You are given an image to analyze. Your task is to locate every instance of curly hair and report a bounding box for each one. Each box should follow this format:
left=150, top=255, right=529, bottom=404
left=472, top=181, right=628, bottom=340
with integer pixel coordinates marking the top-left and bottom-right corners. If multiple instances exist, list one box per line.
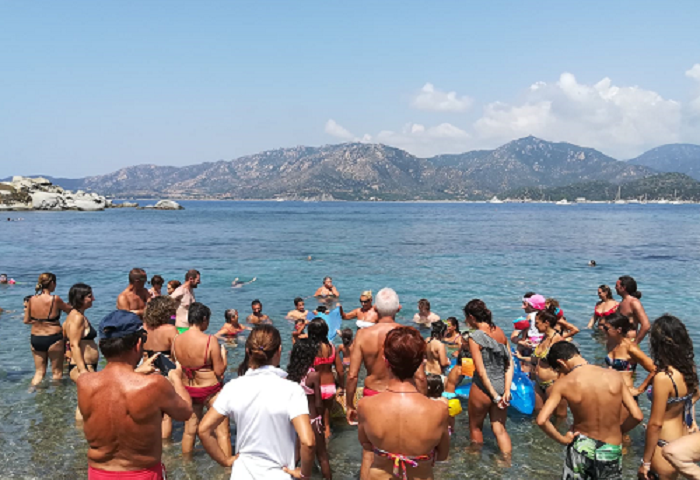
left=650, top=315, right=698, bottom=394
left=287, top=338, right=318, bottom=383
left=143, top=296, right=177, bottom=328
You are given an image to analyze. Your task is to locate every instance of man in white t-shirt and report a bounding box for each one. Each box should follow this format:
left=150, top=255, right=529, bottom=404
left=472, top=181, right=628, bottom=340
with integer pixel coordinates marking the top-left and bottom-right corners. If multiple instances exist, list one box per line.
left=197, top=349, right=314, bottom=479
left=171, top=269, right=200, bottom=333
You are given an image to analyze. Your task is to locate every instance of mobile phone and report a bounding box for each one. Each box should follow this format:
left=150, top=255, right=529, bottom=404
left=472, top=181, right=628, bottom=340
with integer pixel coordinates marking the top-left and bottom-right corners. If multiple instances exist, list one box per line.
left=154, top=355, right=176, bottom=376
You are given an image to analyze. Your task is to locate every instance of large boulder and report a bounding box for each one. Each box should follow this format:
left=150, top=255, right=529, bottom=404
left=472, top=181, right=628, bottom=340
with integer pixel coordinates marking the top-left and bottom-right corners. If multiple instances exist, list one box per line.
left=142, top=200, right=184, bottom=210
left=64, top=191, right=107, bottom=211
left=31, top=191, right=67, bottom=211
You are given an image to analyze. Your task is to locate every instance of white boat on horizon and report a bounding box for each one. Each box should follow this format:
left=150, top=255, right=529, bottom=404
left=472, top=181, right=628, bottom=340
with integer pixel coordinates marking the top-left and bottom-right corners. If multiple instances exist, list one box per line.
left=489, top=196, right=504, bottom=204
left=555, top=199, right=572, bottom=205
left=614, top=186, right=627, bottom=204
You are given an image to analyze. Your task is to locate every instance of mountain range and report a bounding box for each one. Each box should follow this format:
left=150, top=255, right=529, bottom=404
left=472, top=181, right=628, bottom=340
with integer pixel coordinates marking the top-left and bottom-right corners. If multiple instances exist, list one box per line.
left=5, top=137, right=700, bottom=200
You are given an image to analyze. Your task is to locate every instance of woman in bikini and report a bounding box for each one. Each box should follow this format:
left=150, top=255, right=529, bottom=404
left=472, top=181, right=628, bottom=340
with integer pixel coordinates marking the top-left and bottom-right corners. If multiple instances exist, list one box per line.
left=308, top=317, right=344, bottom=439
left=425, top=321, right=450, bottom=376
left=142, top=296, right=179, bottom=438
left=639, top=315, right=699, bottom=480
left=465, top=299, right=514, bottom=454
left=604, top=312, right=655, bottom=394
left=63, top=283, right=98, bottom=421
left=443, top=317, right=462, bottom=355
left=287, top=338, right=332, bottom=480
left=544, top=298, right=580, bottom=339
left=587, top=284, right=619, bottom=330
left=24, top=272, right=72, bottom=386
left=214, top=309, right=250, bottom=343
left=357, top=326, right=449, bottom=480
left=527, top=309, right=566, bottom=415
left=172, top=302, right=230, bottom=456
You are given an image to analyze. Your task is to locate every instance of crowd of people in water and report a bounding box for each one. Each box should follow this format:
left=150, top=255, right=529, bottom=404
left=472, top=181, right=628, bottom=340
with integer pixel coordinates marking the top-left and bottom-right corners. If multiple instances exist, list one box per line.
left=14, top=268, right=700, bottom=479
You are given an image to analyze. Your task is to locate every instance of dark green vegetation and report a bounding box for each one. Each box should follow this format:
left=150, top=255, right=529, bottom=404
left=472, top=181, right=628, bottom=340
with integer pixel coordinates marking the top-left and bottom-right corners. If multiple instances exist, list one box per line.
left=503, top=173, right=700, bottom=202
left=7, top=137, right=700, bottom=200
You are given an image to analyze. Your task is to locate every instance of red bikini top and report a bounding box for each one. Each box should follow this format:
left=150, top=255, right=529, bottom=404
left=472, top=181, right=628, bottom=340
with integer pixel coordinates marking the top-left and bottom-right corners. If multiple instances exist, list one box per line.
left=594, top=305, right=618, bottom=318
left=314, top=343, right=336, bottom=366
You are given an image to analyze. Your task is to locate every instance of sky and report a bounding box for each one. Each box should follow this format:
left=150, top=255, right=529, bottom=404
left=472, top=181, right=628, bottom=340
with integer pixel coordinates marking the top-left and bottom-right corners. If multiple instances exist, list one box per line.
left=1, top=1, right=699, bottom=178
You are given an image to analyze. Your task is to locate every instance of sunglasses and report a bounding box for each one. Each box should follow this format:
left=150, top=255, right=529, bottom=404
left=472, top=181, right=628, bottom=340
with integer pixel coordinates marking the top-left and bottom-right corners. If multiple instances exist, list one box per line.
left=602, top=325, right=609, bottom=332
left=360, top=299, right=371, bottom=303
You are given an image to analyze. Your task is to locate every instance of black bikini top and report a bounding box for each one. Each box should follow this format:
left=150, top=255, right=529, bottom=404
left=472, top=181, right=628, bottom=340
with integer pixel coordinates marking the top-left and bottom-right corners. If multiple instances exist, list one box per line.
left=30, top=295, right=61, bottom=324
left=83, top=322, right=97, bottom=341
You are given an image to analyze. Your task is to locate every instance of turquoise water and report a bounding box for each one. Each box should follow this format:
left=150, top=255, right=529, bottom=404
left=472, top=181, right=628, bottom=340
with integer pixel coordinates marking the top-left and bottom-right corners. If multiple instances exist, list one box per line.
left=2, top=201, right=700, bottom=478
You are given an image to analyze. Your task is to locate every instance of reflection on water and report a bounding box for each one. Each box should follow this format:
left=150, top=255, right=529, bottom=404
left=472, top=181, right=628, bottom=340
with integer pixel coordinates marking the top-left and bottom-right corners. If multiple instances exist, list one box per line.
left=1, top=201, right=699, bottom=478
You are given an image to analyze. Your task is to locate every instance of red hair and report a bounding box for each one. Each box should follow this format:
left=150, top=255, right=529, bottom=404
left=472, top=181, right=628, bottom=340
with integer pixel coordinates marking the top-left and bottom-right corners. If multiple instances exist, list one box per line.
left=384, top=326, right=426, bottom=381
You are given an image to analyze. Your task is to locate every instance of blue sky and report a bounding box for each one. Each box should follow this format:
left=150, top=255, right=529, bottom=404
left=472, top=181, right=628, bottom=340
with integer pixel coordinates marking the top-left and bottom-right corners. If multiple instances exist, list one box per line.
left=1, top=1, right=699, bottom=177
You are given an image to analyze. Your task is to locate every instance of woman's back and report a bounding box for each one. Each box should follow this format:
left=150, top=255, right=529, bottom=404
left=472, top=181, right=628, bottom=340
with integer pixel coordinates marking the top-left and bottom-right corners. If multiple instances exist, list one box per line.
left=471, top=327, right=509, bottom=395
left=425, top=339, right=447, bottom=375
left=143, top=324, right=177, bottom=354
left=361, top=393, right=446, bottom=479
left=213, top=367, right=308, bottom=479
left=173, top=330, right=222, bottom=386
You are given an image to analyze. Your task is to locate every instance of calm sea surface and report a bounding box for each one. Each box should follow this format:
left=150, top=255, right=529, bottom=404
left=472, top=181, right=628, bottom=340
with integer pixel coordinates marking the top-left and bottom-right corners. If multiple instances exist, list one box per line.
left=2, top=201, right=700, bottom=479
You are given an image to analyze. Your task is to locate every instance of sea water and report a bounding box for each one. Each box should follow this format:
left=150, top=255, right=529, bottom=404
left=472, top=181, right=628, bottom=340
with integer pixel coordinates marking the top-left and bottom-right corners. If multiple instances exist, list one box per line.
left=1, top=201, right=700, bottom=479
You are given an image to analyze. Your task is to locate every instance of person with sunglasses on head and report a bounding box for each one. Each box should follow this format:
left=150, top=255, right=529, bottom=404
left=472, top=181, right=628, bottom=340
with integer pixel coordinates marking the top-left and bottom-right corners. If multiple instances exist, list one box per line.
left=76, top=310, right=192, bottom=480
left=198, top=325, right=316, bottom=480
left=536, top=342, right=643, bottom=480
left=24, top=272, right=72, bottom=385
left=171, top=302, right=230, bottom=457
left=116, top=268, right=151, bottom=319
left=340, top=290, right=378, bottom=328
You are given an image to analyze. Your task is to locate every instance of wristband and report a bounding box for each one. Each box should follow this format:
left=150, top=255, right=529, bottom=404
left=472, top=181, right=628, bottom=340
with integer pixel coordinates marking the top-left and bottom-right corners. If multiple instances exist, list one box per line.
left=640, top=459, right=651, bottom=467
left=493, top=395, right=502, bottom=404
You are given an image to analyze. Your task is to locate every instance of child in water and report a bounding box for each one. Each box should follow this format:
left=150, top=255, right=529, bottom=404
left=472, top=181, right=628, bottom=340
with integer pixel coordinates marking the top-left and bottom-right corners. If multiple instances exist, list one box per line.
left=287, top=339, right=332, bottom=480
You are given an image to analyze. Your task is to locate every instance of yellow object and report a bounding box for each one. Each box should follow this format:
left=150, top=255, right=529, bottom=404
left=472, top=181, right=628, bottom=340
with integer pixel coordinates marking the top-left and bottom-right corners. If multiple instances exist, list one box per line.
left=461, top=358, right=475, bottom=377
left=448, top=398, right=462, bottom=417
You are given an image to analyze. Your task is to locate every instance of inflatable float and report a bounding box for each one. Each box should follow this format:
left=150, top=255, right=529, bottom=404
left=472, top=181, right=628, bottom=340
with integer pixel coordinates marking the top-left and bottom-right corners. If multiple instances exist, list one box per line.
left=307, top=307, right=343, bottom=341
left=450, top=356, right=535, bottom=415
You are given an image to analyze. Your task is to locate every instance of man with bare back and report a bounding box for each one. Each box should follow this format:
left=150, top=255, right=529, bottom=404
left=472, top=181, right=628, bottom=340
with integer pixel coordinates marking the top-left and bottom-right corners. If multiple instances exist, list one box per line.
left=116, top=268, right=150, bottom=319
left=615, top=275, right=650, bottom=344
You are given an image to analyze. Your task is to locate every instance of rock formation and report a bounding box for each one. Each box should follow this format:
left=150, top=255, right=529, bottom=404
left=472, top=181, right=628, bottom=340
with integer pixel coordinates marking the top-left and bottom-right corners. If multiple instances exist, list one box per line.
left=0, top=176, right=108, bottom=211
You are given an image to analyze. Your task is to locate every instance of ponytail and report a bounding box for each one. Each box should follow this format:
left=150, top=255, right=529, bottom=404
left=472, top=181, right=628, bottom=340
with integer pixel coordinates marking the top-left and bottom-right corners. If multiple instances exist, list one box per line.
left=35, top=272, right=56, bottom=294
left=244, top=325, right=282, bottom=370
left=464, top=299, right=493, bottom=327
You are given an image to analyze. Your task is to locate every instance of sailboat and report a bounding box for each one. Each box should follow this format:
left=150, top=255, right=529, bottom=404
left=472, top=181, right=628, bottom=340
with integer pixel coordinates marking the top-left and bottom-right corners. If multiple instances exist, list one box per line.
left=614, top=186, right=627, bottom=205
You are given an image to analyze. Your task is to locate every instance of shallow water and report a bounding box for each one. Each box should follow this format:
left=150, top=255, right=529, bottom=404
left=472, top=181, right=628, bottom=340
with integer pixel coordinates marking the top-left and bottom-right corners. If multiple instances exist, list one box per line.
left=2, top=201, right=700, bottom=478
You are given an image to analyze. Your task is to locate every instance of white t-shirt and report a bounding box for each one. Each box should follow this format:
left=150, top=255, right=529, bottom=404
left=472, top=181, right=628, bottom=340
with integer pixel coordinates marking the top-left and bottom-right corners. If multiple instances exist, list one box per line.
left=213, top=366, right=309, bottom=480
left=171, top=285, right=195, bottom=328
left=527, top=311, right=543, bottom=343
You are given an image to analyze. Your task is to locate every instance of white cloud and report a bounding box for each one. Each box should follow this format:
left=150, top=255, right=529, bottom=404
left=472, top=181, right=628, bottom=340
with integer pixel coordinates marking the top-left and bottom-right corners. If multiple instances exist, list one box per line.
left=474, top=72, right=684, bottom=158
left=411, top=83, right=473, bottom=112
left=686, top=64, right=700, bottom=81
left=324, top=119, right=355, bottom=141
left=324, top=68, right=700, bottom=158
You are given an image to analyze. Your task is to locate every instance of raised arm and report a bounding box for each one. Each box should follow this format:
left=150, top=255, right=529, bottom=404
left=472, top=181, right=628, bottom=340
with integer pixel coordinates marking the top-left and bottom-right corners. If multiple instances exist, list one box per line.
left=340, top=306, right=359, bottom=320
left=557, top=319, right=580, bottom=339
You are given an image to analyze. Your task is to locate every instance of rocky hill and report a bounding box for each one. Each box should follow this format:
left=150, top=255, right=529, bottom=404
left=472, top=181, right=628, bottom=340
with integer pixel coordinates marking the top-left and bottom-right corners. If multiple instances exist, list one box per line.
left=628, top=144, right=700, bottom=181
left=502, top=173, right=700, bottom=202
left=40, top=137, right=657, bottom=201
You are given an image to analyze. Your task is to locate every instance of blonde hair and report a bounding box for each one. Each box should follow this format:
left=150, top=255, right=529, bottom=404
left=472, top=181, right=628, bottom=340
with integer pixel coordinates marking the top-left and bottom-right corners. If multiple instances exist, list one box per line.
left=35, top=272, right=56, bottom=293
left=361, top=290, right=372, bottom=300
